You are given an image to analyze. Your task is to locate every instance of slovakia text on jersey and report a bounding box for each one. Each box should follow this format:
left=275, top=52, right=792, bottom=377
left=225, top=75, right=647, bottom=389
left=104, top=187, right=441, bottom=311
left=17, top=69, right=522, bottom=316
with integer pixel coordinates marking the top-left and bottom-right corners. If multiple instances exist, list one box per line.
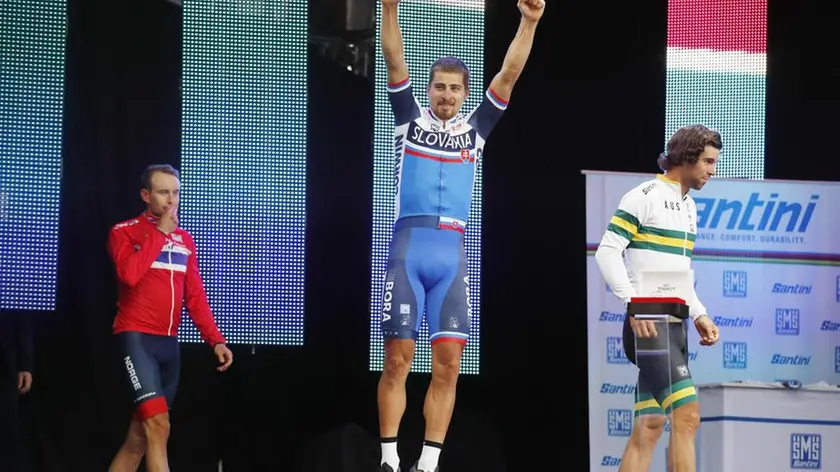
left=387, top=77, right=508, bottom=226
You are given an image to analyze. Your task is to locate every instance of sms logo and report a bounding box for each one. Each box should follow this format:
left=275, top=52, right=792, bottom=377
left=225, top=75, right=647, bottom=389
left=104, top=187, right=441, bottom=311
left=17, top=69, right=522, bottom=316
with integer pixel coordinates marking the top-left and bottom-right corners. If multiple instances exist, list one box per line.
left=607, top=409, right=632, bottom=437
left=606, top=337, right=629, bottom=364
left=775, top=309, right=800, bottom=335
left=835, top=347, right=840, bottom=374
left=790, top=433, right=821, bottom=469
left=723, top=341, right=747, bottom=369
left=835, top=276, right=839, bottom=302
left=722, top=271, right=747, bottom=298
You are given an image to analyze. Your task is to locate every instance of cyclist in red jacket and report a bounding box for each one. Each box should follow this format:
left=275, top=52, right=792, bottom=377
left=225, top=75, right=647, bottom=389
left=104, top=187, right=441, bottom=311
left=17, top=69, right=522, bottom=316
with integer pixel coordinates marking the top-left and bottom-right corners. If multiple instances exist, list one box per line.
left=106, top=164, right=233, bottom=472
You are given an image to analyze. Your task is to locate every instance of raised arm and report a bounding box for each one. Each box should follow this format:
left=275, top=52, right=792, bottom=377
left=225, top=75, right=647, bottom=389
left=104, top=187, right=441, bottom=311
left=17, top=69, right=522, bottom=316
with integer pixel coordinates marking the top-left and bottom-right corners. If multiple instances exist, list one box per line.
left=488, top=0, right=545, bottom=103
left=380, top=0, right=409, bottom=85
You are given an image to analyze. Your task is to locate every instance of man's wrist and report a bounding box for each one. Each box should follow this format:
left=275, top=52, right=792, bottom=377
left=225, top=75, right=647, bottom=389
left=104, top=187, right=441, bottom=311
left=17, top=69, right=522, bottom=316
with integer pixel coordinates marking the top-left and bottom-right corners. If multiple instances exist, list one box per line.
left=692, top=313, right=707, bottom=323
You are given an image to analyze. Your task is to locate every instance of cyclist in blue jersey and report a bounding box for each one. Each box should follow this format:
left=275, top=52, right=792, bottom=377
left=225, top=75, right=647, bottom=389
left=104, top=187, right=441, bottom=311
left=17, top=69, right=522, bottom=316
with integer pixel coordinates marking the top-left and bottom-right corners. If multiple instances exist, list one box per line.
left=376, top=1, right=545, bottom=471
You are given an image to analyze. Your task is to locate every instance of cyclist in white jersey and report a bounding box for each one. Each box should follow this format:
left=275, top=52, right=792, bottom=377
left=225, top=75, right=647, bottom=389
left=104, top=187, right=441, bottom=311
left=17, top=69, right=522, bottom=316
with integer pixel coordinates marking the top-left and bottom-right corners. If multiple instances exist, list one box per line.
left=376, top=1, right=545, bottom=471
left=595, top=124, right=723, bottom=472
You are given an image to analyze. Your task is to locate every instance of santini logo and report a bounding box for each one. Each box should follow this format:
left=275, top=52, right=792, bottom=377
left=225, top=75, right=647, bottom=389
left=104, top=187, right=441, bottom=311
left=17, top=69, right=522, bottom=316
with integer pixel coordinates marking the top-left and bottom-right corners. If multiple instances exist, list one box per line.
left=820, top=320, right=840, bottom=332
left=601, top=456, right=622, bottom=467
left=599, top=311, right=626, bottom=322
left=600, top=383, right=636, bottom=395
left=772, top=354, right=811, bottom=366
left=695, top=193, right=819, bottom=233
left=713, top=316, right=753, bottom=328
left=772, top=283, right=812, bottom=295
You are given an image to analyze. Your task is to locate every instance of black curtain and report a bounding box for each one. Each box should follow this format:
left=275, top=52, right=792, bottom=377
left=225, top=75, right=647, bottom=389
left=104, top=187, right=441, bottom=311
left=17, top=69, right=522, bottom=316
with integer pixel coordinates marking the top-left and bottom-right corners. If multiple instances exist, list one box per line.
left=33, top=0, right=189, bottom=470
left=479, top=0, right=667, bottom=465
left=765, top=0, right=840, bottom=181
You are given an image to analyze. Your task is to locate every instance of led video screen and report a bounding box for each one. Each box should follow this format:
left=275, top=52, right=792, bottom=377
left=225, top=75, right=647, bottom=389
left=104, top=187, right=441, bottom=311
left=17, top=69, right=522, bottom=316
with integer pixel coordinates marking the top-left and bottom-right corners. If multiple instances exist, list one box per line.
left=179, top=0, right=308, bottom=345
left=666, top=0, right=767, bottom=178
left=369, top=0, right=486, bottom=374
left=0, top=0, right=66, bottom=311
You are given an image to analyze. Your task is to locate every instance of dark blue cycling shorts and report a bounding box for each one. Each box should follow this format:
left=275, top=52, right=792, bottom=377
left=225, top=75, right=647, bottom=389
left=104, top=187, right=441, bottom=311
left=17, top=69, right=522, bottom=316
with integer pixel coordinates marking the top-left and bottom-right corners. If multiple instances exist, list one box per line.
left=380, top=216, right=471, bottom=345
left=116, top=331, right=180, bottom=420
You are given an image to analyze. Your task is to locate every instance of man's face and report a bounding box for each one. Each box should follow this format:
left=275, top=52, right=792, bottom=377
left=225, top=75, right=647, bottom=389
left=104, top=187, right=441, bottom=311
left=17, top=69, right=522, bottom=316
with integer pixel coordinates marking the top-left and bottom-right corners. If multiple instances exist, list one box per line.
left=427, top=71, right=467, bottom=121
left=140, top=172, right=180, bottom=217
left=687, top=145, right=719, bottom=190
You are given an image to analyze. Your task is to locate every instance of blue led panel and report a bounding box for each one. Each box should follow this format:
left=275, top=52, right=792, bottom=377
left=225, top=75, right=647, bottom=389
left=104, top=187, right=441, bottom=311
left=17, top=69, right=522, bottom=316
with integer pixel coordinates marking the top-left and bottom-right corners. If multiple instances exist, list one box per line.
left=369, top=0, right=486, bottom=374
left=180, top=0, right=307, bottom=345
left=0, top=0, right=66, bottom=310
left=666, top=0, right=767, bottom=178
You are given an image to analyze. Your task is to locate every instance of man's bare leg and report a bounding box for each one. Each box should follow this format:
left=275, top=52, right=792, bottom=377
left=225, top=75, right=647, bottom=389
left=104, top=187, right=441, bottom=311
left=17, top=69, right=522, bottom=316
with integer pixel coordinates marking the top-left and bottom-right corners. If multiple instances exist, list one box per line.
left=142, top=413, right=171, bottom=472
left=108, top=419, right=146, bottom=472
left=417, top=341, right=463, bottom=471
left=378, top=339, right=416, bottom=470
left=618, top=415, right=666, bottom=472
left=667, top=402, right=701, bottom=472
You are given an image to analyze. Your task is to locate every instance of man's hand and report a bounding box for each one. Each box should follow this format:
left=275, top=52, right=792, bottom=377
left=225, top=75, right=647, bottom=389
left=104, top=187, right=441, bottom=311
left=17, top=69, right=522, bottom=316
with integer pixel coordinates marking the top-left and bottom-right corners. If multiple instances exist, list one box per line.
left=629, top=316, right=657, bottom=338
left=381, top=0, right=400, bottom=5
left=694, top=315, right=719, bottom=346
left=214, top=343, right=233, bottom=372
left=18, top=372, right=32, bottom=394
left=157, top=206, right=179, bottom=235
left=518, top=0, right=545, bottom=23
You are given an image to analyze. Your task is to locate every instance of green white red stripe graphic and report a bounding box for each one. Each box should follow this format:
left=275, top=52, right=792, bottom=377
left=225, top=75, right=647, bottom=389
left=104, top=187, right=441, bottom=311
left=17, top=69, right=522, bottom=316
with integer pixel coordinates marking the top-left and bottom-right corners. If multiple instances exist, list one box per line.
left=665, top=0, right=768, bottom=179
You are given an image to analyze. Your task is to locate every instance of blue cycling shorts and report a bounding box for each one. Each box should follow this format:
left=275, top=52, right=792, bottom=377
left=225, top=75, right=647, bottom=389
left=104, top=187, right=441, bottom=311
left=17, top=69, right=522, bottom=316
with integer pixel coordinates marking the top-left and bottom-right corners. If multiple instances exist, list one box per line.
left=116, top=331, right=180, bottom=420
left=380, top=216, right=471, bottom=345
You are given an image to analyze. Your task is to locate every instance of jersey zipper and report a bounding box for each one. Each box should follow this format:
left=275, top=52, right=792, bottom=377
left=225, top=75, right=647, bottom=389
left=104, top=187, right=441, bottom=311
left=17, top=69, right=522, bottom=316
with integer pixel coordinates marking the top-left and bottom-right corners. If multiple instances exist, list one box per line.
left=683, top=202, right=689, bottom=256
left=167, top=245, right=175, bottom=336
left=439, top=161, right=444, bottom=216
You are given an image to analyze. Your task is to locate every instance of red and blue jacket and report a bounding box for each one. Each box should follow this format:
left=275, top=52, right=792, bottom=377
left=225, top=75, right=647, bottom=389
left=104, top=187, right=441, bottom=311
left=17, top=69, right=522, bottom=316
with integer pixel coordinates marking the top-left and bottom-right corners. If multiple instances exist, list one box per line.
left=106, top=211, right=226, bottom=346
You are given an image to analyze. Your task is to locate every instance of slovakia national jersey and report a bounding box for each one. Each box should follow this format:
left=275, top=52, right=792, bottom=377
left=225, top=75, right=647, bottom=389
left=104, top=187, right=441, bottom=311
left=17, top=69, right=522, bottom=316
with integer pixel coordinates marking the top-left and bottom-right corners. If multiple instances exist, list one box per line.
left=388, top=77, right=508, bottom=228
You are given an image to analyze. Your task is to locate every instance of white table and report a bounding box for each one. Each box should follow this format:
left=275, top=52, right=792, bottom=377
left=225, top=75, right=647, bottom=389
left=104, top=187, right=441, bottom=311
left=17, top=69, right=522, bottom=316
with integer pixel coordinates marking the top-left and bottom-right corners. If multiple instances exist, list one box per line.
left=697, top=382, right=840, bottom=472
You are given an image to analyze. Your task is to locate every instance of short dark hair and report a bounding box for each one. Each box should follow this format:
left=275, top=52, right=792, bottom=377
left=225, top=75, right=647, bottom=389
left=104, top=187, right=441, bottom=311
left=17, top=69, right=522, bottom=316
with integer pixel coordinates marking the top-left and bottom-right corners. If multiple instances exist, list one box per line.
left=427, top=56, right=470, bottom=91
left=140, top=164, right=180, bottom=190
left=657, top=124, right=722, bottom=171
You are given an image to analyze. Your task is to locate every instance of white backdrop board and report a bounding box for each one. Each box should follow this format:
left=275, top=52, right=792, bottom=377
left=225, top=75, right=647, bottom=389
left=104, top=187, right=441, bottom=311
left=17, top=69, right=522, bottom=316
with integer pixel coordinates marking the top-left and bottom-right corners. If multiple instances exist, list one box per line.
left=584, top=170, right=840, bottom=470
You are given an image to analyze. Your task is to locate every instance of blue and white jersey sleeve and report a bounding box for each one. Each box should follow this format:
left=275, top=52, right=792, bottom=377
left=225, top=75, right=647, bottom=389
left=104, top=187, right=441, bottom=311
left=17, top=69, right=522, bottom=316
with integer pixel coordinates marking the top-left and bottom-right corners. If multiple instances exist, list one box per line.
left=387, top=77, right=423, bottom=126
left=466, top=88, right=509, bottom=140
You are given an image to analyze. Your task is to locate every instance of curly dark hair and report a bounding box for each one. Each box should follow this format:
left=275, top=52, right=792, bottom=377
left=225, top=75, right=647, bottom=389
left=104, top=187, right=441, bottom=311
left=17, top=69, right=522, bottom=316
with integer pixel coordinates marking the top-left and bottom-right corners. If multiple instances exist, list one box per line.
left=657, top=124, right=722, bottom=171
left=427, top=56, right=470, bottom=92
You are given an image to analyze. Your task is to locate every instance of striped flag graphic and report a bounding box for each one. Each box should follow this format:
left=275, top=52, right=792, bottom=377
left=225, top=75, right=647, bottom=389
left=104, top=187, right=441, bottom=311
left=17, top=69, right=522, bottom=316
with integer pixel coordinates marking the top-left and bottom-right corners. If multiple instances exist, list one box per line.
left=665, top=0, right=768, bottom=179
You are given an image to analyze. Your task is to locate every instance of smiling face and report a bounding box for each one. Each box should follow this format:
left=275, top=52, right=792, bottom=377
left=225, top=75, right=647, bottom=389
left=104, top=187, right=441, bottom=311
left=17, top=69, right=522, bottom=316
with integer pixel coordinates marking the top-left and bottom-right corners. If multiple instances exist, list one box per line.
left=427, top=70, right=468, bottom=121
left=426, top=57, right=471, bottom=122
